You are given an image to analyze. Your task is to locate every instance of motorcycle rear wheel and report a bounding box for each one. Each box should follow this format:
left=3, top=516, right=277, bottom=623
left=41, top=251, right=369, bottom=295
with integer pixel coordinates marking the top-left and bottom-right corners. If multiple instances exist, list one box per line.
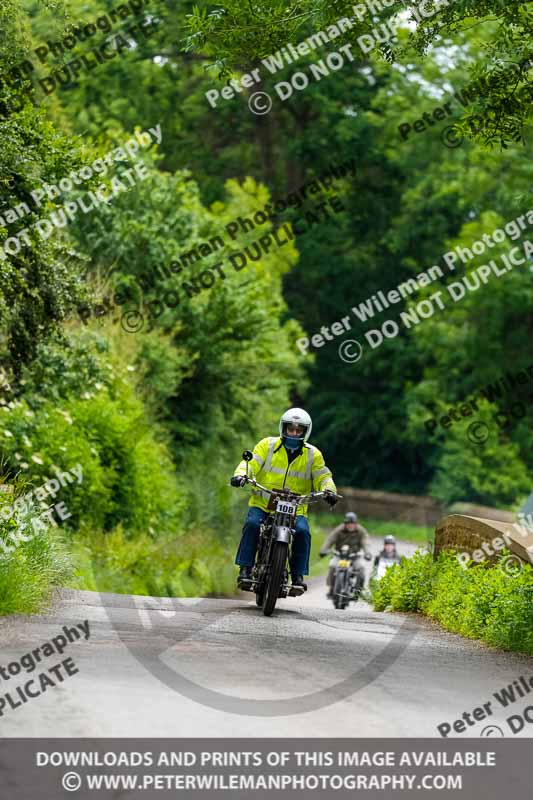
left=263, top=541, right=287, bottom=617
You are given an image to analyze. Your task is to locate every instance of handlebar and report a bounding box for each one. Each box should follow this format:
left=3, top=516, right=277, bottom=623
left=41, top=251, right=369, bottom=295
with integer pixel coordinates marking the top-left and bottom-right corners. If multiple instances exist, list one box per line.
left=243, top=476, right=342, bottom=505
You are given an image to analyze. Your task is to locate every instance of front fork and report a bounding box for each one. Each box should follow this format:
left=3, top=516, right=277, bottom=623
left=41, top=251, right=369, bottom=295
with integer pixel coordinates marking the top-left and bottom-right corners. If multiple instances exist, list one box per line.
left=250, top=517, right=299, bottom=596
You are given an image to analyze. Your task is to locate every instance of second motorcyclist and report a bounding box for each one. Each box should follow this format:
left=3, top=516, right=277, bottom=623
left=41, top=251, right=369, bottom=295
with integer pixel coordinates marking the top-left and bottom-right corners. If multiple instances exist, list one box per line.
left=320, top=512, right=372, bottom=598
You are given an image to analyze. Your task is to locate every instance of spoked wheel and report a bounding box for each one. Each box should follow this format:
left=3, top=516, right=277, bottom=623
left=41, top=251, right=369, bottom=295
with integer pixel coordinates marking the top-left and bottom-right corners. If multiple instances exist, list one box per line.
left=334, top=571, right=349, bottom=610
left=263, top=541, right=287, bottom=617
left=352, top=572, right=364, bottom=604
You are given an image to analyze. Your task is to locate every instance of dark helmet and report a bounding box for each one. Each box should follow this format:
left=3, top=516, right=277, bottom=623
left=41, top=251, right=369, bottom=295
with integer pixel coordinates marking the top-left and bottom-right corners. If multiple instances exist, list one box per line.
left=344, top=512, right=357, bottom=523
left=384, top=535, right=396, bottom=545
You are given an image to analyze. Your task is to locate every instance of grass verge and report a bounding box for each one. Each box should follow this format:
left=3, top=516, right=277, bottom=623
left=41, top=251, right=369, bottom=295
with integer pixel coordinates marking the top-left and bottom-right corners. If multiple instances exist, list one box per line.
left=67, top=525, right=237, bottom=598
left=371, top=549, right=533, bottom=654
left=0, top=482, right=74, bottom=616
left=0, top=528, right=73, bottom=616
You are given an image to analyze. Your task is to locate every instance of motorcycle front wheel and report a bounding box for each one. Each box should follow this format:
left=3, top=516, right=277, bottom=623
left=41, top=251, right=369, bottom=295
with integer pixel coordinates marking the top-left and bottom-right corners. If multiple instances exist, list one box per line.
left=334, top=570, right=349, bottom=610
left=263, top=541, right=287, bottom=617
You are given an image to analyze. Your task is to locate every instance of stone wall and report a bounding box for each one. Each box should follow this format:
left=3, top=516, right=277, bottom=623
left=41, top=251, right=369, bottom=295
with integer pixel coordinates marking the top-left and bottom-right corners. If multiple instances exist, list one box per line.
left=434, top=514, right=533, bottom=565
left=335, top=487, right=445, bottom=527
left=335, top=487, right=514, bottom=528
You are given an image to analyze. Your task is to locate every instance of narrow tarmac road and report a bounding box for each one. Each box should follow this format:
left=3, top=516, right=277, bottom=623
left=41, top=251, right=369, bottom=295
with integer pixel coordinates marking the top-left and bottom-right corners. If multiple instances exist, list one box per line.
left=1, top=538, right=532, bottom=737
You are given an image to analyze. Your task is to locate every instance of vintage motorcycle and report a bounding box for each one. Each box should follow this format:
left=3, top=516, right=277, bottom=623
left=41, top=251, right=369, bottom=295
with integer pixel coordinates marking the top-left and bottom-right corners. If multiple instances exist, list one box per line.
left=238, top=449, right=341, bottom=617
left=331, top=544, right=365, bottom=610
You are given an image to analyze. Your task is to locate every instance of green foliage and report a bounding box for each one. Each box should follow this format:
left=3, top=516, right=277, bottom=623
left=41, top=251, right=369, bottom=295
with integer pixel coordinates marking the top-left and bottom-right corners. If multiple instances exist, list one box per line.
left=70, top=158, right=307, bottom=459
left=0, top=334, right=186, bottom=534
left=0, top=108, right=87, bottom=373
left=372, top=548, right=435, bottom=612
left=372, top=550, right=533, bottom=653
left=0, top=479, right=73, bottom=615
left=2, top=0, right=532, bottom=615
left=68, top=524, right=237, bottom=598
left=428, top=414, right=531, bottom=507
left=185, top=0, right=533, bottom=147
left=0, top=0, right=88, bottom=374
left=31, top=2, right=531, bottom=511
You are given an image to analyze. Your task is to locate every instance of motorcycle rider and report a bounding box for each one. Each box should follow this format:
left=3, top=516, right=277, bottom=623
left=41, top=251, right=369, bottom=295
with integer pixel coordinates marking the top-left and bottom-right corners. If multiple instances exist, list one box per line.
left=320, top=511, right=371, bottom=598
left=373, top=534, right=401, bottom=578
left=230, top=408, right=337, bottom=589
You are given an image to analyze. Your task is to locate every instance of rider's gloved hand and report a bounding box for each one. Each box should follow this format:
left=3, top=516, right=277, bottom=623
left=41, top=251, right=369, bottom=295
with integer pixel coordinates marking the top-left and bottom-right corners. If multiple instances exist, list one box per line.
left=324, top=490, right=338, bottom=507
left=364, top=553, right=372, bottom=561
left=230, top=476, right=247, bottom=488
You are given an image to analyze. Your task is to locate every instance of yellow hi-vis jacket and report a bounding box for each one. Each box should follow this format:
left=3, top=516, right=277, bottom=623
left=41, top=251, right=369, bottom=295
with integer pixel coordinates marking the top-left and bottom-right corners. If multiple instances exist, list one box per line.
left=233, top=436, right=336, bottom=517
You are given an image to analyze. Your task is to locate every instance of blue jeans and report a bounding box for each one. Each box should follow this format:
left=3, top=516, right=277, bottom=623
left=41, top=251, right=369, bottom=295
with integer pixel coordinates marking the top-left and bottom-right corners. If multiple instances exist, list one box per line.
left=235, top=506, right=311, bottom=576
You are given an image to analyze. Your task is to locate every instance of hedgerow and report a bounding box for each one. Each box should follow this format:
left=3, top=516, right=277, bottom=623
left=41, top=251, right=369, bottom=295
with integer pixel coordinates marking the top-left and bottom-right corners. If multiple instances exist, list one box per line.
left=372, top=550, right=533, bottom=654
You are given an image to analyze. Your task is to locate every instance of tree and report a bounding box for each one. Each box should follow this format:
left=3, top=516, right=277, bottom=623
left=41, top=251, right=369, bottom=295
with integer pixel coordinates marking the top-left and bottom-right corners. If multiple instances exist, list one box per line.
left=185, top=0, right=533, bottom=147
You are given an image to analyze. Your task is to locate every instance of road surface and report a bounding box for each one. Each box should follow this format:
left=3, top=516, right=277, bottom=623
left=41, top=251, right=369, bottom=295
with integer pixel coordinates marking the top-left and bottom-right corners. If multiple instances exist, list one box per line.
left=1, top=538, right=532, bottom=737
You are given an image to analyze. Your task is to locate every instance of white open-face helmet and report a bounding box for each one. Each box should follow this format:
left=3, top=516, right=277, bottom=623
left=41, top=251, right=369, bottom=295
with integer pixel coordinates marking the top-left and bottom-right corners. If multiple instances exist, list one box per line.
left=279, top=407, right=312, bottom=444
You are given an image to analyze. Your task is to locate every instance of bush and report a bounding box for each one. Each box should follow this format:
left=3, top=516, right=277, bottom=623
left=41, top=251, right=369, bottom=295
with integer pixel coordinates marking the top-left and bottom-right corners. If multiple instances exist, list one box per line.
left=0, top=368, right=186, bottom=536
left=0, top=482, right=73, bottom=614
left=372, top=549, right=533, bottom=653
left=372, top=549, right=436, bottom=612
left=68, top=524, right=237, bottom=598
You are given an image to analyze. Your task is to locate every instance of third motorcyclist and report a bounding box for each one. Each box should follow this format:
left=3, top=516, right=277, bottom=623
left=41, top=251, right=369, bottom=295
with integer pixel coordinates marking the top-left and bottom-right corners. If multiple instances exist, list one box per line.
left=373, top=534, right=402, bottom=579
left=320, top=511, right=372, bottom=598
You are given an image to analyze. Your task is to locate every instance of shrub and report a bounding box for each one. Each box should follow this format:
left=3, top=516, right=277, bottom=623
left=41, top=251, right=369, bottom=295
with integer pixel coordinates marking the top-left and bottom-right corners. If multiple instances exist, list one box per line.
left=372, top=549, right=436, bottom=612
left=0, top=481, right=73, bottom=614
left=0, top=372, right=186, bottom=536
left=68, top=524, right=237, bottom=598
left=372, top=549, right=533, bottom=654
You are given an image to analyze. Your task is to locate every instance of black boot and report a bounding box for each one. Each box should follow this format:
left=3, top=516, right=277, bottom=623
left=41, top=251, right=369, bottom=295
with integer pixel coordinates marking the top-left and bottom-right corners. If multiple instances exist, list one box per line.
left=237, top=566, right=253, bottom=586
left=292, top=575, right=307, bottom=591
